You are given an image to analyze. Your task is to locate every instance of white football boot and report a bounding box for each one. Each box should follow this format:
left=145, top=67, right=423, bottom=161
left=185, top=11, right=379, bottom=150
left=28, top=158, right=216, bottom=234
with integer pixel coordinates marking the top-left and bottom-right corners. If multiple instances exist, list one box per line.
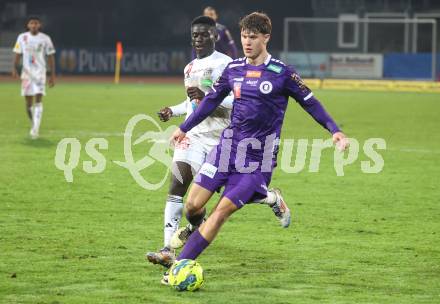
left=270, top=188, right=291, bottom=228
left=170, top=224, right=194, bottom=249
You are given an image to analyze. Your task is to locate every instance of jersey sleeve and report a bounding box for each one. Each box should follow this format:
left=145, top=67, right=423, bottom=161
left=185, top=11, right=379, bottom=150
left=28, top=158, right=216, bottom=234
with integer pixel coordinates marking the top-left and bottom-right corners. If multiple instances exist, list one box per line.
left=284, top=67, right=341, bottom=134
left=13, top=35, right=22, bottom=54
left=180, top=67, right=232, bottom=133
left=283, top=67, right=314, bottom=102
left=169, top=99, right=188, bottom=116
left=45, top=36, right=56, bottom=55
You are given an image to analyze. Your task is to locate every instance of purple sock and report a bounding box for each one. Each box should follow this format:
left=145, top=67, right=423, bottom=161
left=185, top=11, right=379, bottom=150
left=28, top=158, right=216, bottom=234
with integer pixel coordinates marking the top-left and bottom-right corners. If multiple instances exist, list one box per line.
left=177, top=229, right=210, bottom=260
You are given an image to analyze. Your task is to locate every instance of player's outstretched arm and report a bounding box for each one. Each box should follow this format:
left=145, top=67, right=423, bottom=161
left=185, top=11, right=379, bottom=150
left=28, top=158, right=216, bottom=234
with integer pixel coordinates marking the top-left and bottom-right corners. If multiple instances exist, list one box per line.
left=299, top=96, right=340, bottom=133
left=169, top=100, right=188, bottom=117
left=285, top=68, right=348, bottom=150
left=158, top=99, right=189, bottom=122
left=300, top=98, right=349, bottom=150
left=299, top=97, right=348, bottom=150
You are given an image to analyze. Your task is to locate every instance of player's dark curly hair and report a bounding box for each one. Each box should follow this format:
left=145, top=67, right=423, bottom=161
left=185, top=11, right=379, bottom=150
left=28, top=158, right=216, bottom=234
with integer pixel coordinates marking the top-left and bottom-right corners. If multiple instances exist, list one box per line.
left=239, top=12, right=272, bottom=35
left=25, top=15, right=41, bottom=30
left=191, top=15, right=216, bottom=28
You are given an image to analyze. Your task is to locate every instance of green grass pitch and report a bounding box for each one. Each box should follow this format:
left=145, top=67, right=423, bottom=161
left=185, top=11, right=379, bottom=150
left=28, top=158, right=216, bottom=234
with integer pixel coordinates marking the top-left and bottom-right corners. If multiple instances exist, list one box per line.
left=1, top=81, right=439, bottom=303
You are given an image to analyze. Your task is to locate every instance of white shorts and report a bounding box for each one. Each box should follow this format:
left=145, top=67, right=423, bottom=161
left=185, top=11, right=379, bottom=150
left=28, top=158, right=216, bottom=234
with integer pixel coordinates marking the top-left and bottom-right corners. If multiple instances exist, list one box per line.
left=172, top=134, right=217, bottom=172
left=21, top=76, right=46, bottom=96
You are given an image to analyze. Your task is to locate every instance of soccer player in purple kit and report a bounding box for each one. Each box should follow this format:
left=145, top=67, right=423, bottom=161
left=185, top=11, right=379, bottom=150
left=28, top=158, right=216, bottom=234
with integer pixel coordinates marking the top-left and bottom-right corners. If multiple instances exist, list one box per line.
left=146, top=16, right=291, bottom=275
left=168, top=12, right=349, bottom=283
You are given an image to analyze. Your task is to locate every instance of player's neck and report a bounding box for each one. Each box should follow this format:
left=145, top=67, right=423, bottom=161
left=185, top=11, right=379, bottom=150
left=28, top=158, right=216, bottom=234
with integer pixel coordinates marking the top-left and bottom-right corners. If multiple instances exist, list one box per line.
left=196, top=50, right=214, bottom=60
left=246, top=51, right=269, bottom=66
left=29, top=31, right=39, bottom=36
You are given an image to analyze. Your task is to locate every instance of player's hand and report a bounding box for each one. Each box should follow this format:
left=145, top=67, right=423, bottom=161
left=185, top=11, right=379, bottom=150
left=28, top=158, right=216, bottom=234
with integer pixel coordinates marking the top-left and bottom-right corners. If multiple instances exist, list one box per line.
left=157, top=107, right=173, bottom=122
left=333, top=131, right=349, bottom=151
left=48, top=76, right=55, bottom=88
left=187, top=87, right=205, bottom=101
left=170, top=128, right=186, bottom=145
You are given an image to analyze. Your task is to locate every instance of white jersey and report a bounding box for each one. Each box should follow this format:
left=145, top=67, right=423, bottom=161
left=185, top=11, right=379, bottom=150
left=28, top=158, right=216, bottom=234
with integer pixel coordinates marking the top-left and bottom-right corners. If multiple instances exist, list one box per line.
left=13, top=32, right=55, bottom=81
left=171, top=51, right=233, bottom=145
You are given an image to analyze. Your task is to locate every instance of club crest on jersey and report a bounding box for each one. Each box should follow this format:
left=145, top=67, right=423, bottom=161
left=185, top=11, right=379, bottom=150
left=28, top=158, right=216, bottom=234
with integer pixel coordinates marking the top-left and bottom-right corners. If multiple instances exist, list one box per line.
left=259, top=81, right=273, bottom=94
left=203, top=68, right=213, bottom=78
left=233, top=82, right=242, bottom=99
left=246, top=70, right=262, bottom=78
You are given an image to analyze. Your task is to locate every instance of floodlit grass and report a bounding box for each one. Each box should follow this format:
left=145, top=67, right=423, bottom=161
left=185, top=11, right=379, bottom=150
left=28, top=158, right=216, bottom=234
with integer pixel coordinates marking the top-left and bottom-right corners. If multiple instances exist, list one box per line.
left=1, top=81, right=439, bottom=303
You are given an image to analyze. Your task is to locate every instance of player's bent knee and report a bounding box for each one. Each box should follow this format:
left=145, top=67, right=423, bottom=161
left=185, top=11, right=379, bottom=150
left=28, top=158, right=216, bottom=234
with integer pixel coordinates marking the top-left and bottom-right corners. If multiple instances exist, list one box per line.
left=184, top=183, right=214, bottom=217
left=185, top=199, right=200, bottom=215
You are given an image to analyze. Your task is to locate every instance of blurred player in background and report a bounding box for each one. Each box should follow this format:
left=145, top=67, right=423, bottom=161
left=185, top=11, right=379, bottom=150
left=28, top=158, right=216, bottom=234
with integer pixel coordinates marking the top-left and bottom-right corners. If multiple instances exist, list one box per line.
left=167, top=12, right=348, bottom=282
left=191, top=6, right=238, bottom=59
left=146, top=16, right=289, bottom=272
left=204, top=6, right=238, bottom=59
left=12, top=16, right=55, bottom=139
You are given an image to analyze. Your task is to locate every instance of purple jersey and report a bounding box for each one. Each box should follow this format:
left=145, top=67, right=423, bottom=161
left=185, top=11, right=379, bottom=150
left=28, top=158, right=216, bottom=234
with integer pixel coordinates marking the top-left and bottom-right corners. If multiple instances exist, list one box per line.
left=180, top=54, right=341, bottom=173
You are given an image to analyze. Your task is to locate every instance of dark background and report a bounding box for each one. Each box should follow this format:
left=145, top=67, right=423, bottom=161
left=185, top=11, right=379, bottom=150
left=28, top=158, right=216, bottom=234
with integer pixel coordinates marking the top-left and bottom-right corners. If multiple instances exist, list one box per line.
left=1, top=0, right=438, bottom=50
left=0, top=0, right=312, bottom=50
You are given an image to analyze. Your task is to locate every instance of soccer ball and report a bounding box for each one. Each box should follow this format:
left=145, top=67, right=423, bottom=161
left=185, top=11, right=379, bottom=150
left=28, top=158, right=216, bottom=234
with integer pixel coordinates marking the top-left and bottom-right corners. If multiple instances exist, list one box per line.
left=168, top=259, right=204, bottom=291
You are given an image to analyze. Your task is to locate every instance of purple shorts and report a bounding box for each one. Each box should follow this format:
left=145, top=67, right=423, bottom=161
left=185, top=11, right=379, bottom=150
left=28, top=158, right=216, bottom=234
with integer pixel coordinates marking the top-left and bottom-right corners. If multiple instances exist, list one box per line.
left=194, top=145, right=272, bottom=209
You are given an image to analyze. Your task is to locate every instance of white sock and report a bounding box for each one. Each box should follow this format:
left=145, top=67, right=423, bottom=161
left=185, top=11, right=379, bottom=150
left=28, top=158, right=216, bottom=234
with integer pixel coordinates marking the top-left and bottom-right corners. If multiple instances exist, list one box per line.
left=256, top=190, right=277, bottom=206
left=32, top=103, right=43, bottom=132
left=164, top=195, right=183, bottom=248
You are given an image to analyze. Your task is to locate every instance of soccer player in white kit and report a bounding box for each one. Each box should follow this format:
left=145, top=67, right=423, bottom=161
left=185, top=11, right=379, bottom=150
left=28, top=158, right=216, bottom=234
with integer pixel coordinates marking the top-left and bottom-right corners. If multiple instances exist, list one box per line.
left=12, top=16, right=56, bottom=139
left=146, top=16, right=290, bottom=270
